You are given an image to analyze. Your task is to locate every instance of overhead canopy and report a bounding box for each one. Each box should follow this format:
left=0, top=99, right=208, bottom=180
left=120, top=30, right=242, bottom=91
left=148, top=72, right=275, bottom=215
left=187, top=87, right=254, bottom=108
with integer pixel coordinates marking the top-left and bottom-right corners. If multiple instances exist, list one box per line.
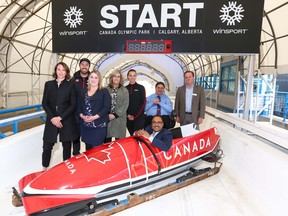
left=0, top=0, right=287, bottom=107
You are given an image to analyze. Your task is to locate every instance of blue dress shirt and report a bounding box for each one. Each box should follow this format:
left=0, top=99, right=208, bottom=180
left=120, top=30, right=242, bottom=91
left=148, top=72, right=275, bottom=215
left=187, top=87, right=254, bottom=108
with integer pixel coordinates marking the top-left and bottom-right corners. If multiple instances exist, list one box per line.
left=145, top=93, right=173, bottom=116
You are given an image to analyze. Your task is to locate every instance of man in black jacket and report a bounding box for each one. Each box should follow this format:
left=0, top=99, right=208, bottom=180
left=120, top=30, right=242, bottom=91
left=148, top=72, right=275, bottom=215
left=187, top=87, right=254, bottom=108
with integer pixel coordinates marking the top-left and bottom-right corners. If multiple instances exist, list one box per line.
left=71, top=58, right=90, bottom=155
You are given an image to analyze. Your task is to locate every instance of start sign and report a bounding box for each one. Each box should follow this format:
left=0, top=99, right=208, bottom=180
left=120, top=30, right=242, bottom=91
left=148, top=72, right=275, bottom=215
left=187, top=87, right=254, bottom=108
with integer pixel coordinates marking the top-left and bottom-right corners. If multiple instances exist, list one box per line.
left=52, top=0, right=264, bottom=54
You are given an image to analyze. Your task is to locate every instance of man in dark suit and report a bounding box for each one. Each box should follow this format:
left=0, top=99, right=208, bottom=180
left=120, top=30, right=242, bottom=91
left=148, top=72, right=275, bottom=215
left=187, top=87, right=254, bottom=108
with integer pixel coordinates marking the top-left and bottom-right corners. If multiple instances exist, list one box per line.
left=174, top=71, right=206, bottom=130
left=135, top=116, right=172, bottom=152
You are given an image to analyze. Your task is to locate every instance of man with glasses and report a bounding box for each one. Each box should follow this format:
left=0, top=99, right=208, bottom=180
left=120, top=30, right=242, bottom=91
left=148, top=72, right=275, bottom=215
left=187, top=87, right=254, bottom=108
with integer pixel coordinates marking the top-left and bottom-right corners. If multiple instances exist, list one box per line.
left=145, top=81, right=174, bottom=129
left=135, top=116, right=172, bottom=152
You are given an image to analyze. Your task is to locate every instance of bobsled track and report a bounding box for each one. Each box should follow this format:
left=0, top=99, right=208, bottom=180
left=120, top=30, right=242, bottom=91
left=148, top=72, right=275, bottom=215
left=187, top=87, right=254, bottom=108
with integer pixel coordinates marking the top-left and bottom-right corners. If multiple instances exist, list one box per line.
left=1, top=107, right=288, bottom=216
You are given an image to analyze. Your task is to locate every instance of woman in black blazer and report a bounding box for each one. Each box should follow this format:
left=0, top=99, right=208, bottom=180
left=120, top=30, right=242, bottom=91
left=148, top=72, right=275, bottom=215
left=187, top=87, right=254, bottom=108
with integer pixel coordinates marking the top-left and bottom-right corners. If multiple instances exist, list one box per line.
left=42, top=62, right=78, bottom=170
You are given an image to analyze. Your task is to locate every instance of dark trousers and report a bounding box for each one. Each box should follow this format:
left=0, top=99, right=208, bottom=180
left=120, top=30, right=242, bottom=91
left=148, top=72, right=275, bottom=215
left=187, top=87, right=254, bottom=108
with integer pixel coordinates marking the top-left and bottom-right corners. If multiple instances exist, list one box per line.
left=42, top=141, right=72, bottom=168
left=72, top=122, right=81, bottom=155
left=85, top=143, right=94, bottom=151
left=72, top=137, right=80, bottom=156
left=127, top=114, right=145, bottom=136
left=182, top=113, right=199, bottom=130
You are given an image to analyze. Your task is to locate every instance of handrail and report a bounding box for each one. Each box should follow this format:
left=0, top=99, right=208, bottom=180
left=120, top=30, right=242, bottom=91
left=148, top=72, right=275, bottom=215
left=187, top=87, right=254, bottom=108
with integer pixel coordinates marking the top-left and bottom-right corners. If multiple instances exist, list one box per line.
left=206, top=106, right=288, bottom=150
left=274, top=91, right=288, bottom=122
left=0, top=104, right=42, bottom=114
left=0, top=104, right=45, bottom=138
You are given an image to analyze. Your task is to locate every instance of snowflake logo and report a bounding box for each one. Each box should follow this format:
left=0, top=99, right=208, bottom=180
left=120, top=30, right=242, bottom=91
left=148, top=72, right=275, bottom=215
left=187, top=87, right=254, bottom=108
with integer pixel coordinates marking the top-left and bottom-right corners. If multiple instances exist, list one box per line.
left=63, top=6, right=83, bottom=28
left=220, top=2, right=244, bottom=26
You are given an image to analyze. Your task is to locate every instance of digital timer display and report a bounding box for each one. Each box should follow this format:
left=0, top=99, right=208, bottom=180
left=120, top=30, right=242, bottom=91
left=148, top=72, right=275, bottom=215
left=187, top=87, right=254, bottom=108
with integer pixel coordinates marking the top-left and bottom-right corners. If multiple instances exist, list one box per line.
left=126, top=40, right=172, bottom=53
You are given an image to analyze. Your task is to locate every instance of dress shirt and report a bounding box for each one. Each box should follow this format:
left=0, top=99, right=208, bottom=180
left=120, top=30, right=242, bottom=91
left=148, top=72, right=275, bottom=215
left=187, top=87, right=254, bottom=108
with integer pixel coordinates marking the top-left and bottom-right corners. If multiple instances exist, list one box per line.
left=149, top=131, right=159, bottom=142
left=185, top=86, right=194, bottom=113
left=145, top=93, right=173, bottom=116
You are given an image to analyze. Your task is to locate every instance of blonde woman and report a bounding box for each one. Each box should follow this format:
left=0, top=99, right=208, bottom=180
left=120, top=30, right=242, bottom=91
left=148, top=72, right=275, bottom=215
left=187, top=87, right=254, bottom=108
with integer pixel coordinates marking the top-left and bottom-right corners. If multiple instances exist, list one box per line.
left=78, top=70, right=111, bottom=150
left=105, top=70, right=129, bottom=142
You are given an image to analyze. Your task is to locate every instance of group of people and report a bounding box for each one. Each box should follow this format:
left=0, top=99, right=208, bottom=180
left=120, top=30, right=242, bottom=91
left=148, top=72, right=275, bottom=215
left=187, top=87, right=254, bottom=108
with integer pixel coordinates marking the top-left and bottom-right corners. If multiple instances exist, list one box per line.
left=41, top=59, right=206, bottom=170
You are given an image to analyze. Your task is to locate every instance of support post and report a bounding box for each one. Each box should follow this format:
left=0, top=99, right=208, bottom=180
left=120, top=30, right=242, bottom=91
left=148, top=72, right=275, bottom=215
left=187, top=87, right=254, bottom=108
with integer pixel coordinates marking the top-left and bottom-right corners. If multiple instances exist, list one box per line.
left=243, top=55, right=255, bottom=121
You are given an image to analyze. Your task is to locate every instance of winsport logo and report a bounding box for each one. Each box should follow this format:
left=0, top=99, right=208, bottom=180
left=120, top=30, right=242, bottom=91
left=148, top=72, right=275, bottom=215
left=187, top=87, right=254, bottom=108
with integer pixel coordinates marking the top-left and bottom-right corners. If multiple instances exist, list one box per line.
left=64, top=6, right=83, bottom=28
left=220, top=2, right=244, bottom=26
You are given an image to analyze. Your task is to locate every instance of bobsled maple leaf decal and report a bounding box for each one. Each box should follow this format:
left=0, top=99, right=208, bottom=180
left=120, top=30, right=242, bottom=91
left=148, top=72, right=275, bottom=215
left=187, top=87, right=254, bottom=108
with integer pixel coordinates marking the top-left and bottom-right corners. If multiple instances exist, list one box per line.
left=83, top=144, right=114, bottom=164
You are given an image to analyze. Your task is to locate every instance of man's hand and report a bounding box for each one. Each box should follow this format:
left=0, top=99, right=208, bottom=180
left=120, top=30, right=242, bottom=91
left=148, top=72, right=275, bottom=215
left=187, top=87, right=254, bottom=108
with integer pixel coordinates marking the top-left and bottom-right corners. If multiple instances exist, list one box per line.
left=127, top=114, right=134, bottom=120
left=153, top=99, right=160, bottom=104
left=135, top=129, right=150, bottom=138
left=109, top=114, right=116, bottom=121
left=51, top=116, right=62, bottom=127
left=198, top=117, right=203, bottom=124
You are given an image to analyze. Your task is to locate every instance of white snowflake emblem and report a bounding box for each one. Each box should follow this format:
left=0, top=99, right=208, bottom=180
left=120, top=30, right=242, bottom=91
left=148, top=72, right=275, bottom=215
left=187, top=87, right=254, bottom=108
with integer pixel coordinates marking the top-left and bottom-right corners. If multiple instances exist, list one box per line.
left=63, top=6, right=83, bottom=28
left=220, top=2, right=244, bottom=26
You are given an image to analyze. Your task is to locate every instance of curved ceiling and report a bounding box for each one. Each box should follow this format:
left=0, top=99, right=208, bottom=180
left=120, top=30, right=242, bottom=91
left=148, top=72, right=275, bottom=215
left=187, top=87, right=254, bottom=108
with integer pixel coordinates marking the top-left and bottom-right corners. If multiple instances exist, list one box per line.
left=0, top=0, right=288, bottom=106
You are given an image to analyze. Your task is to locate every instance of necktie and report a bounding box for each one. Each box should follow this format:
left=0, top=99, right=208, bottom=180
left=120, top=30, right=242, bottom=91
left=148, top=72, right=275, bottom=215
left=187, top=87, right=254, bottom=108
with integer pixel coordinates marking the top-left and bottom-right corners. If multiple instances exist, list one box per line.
left=156, top=95, right=161, bottom=116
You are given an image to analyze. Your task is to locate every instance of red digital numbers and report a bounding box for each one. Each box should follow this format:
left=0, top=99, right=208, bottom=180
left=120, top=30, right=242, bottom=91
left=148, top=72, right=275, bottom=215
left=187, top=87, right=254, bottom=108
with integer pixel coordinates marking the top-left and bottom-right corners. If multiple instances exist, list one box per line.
left=126, top=40, right=172, bottom=53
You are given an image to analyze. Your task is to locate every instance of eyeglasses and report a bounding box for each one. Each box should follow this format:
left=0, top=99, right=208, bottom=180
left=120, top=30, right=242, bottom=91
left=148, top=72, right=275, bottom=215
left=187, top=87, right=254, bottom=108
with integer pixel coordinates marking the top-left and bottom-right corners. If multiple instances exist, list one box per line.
left=152, top=121, right=164, bottom=124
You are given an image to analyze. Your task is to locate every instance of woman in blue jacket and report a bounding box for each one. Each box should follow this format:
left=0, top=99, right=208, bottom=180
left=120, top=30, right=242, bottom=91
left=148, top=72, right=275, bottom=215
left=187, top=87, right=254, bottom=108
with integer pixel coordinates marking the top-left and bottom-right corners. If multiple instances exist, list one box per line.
left=78, top=70, right=111, bottom=150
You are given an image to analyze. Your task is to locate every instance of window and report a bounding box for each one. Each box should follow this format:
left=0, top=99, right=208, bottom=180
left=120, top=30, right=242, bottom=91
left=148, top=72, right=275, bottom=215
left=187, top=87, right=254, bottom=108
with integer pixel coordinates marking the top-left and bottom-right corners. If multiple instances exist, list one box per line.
left=196, top=75, right=218, bottom=90
left=220, top=62, right=237, bottom=93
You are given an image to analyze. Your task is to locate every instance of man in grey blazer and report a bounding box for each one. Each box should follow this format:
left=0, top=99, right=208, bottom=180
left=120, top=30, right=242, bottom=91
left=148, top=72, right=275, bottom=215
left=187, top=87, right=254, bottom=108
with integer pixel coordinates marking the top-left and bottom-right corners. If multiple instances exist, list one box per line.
left=174, top=71, right=206, bottom=129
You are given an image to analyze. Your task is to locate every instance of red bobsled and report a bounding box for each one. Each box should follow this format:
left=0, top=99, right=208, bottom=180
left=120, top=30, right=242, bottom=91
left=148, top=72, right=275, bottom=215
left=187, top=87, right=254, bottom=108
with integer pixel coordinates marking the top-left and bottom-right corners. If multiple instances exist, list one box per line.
left=19, top=126, right=221, bottom=215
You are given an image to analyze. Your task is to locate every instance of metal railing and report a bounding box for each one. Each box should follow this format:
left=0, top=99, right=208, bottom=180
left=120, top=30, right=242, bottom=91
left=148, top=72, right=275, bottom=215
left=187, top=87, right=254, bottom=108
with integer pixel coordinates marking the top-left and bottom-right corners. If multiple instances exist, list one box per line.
left=274, top=91, right=288, bottom=122
left=0, top=104, right=45, bottom=138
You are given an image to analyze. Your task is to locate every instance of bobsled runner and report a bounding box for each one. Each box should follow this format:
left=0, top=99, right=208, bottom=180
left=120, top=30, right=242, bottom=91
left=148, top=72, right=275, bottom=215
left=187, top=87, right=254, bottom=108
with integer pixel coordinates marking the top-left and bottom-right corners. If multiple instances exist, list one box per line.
left=92, top=163, right=222, bottom=216
left=16, top=125, right=222, bottom=216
